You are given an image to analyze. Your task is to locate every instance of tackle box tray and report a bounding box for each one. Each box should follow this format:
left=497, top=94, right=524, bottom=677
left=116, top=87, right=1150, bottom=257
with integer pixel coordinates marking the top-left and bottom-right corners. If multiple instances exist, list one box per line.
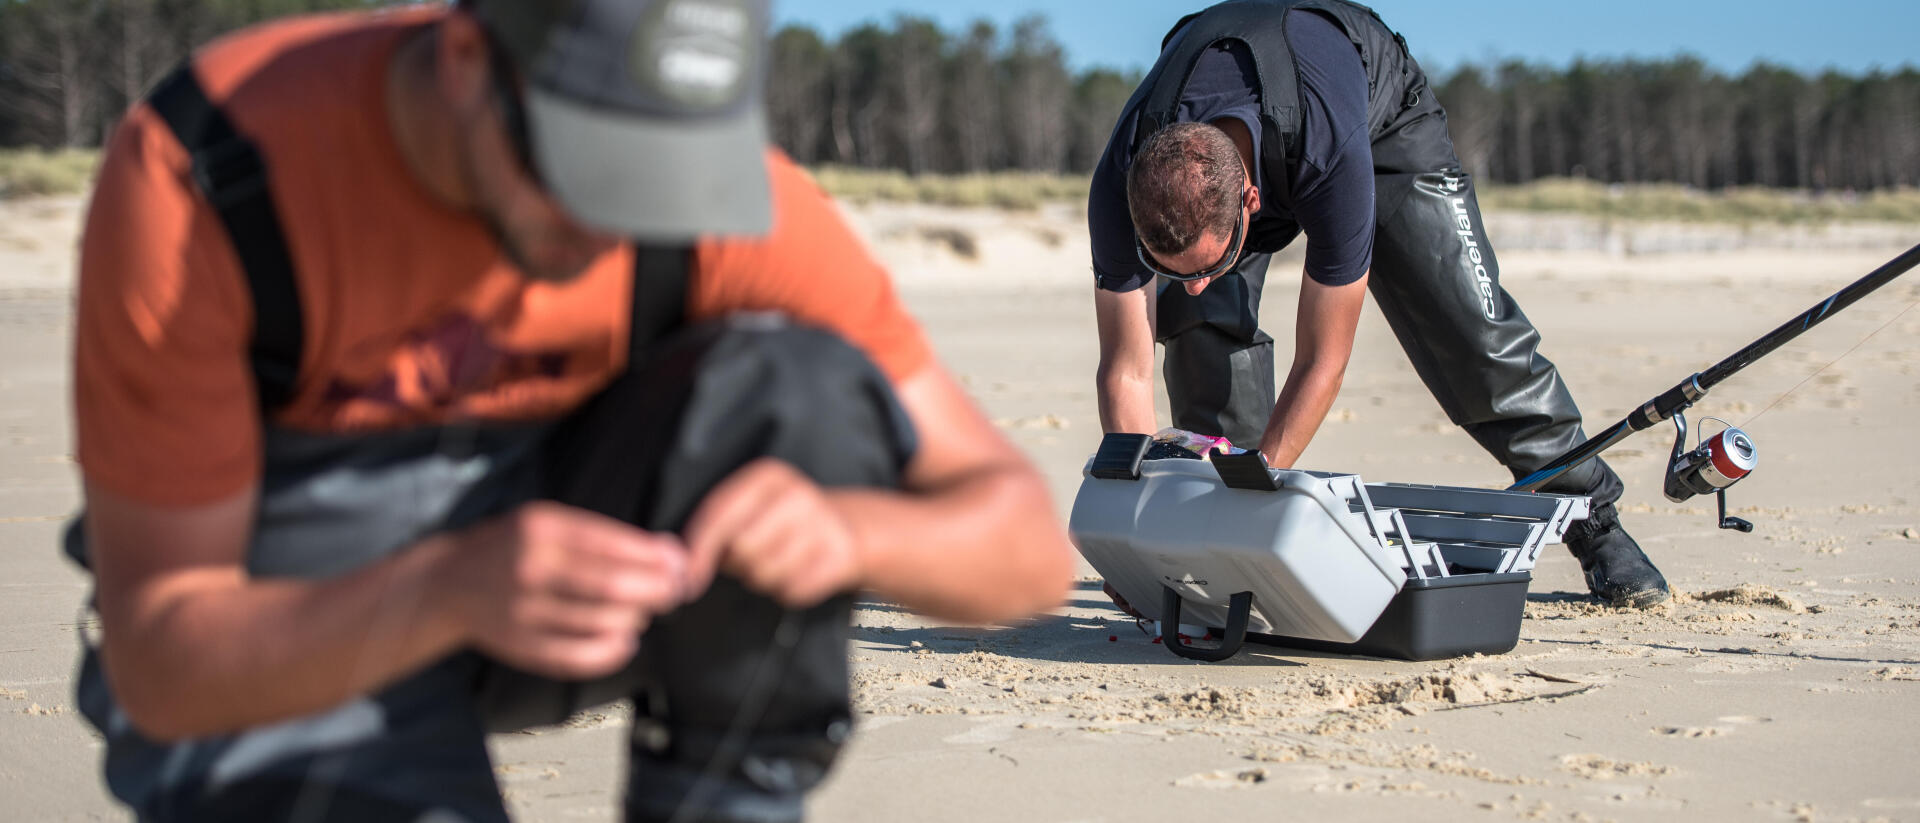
left=1068, top=433, right=1588, bottom=661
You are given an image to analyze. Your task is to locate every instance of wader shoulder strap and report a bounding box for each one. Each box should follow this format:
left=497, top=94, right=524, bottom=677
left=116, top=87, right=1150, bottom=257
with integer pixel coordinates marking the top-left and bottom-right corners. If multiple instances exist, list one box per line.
left=1133, top=0, right=1306, bottom=193
left=145, top=64, right=303, bottom=413
left=629, top=245, right=692, bottom=362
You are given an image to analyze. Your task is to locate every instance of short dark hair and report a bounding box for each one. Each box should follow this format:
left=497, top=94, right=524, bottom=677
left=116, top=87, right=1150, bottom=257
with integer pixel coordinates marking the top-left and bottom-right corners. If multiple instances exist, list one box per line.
left=1126, top=122, right=1243, bottom=258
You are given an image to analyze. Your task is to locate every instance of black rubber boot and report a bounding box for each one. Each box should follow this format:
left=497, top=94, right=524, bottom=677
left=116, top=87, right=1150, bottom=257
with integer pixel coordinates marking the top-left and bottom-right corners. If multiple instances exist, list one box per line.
left=1563, top=503, right=1670, bottom=608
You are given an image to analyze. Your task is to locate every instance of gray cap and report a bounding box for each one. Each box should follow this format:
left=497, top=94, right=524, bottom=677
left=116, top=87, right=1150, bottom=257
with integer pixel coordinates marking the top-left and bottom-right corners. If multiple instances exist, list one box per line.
left=468, top=0, right=772, bottom=240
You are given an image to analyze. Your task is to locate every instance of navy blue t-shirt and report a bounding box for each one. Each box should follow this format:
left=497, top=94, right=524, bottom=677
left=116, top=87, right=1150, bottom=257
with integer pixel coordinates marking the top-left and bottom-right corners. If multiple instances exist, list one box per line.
left=1089, top=9, right=1375, bottom=292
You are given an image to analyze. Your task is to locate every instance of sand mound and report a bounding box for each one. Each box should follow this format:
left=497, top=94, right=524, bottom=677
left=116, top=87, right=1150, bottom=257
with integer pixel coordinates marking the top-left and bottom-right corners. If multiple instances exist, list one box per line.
left=1677, top=584, right=1810, bottom=613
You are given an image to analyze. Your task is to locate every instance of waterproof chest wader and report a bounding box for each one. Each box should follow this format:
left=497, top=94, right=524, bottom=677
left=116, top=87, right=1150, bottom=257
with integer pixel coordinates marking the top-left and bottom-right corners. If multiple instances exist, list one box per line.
left=1136, top=0, right=1620, bottom=503
left=69, top=65, right=907, bottom=823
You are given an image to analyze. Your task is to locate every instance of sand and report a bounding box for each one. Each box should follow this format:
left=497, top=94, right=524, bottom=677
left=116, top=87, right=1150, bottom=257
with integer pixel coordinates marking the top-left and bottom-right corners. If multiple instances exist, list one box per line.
left=3, top=192, right=1919, bottom=822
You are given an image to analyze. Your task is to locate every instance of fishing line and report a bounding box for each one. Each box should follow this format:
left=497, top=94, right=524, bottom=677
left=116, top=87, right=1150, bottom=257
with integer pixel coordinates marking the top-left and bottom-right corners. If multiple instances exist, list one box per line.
left=1739, top=295, right=1920, bottom=430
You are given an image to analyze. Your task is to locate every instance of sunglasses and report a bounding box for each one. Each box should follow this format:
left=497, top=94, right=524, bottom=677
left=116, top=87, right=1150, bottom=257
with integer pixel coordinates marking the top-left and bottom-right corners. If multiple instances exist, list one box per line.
left=1133, top=184, right=1251, bottom=283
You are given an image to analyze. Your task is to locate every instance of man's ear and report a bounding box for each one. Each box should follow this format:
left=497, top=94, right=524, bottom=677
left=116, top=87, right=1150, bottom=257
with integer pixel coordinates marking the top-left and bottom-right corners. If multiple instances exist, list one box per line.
left=434, top=12, right=492, bottom=116
left=1244, top=176, right=1262, bottom=217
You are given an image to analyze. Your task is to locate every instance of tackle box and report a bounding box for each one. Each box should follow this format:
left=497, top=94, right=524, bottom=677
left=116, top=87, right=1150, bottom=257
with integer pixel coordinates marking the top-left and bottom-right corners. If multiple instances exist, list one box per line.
left=1068, top=433, right=1590, bottom=662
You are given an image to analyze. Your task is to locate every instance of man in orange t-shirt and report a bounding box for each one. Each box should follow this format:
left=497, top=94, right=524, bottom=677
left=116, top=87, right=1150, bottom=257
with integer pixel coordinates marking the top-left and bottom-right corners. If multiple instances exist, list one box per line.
left=70, top=0, right=1072, bottom=820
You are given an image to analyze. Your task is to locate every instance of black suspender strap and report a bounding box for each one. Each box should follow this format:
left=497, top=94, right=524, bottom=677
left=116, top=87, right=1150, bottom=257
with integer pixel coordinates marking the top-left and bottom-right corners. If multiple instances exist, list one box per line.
left=145, top=64, right=304, bottom=412
left=628, top=244, right=692, bottom=362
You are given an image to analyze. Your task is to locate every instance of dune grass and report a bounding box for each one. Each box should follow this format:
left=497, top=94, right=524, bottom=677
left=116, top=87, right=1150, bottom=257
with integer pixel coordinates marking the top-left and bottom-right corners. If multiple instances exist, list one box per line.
left=1476, top=177, right=1920, bottom=225
left=5, top=149, right=1914, bottom=225
left=810, top=166, right=1920, bottom=225
left=0, top=148, right=101, bottom=198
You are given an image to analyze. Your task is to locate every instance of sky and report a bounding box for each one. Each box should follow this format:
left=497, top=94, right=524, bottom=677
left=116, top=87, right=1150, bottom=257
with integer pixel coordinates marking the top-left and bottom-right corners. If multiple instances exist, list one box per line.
left=772, top=0, right=1920, bottom=77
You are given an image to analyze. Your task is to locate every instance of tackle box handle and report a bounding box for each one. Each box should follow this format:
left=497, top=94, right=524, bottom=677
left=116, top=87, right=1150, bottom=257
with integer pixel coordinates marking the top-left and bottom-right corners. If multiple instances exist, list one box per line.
left=1161, top=587, right=1254, bottom=662
left=1212, top=451, right=1279, bottom=490
left=1089, top=433, right=1153, bottom=480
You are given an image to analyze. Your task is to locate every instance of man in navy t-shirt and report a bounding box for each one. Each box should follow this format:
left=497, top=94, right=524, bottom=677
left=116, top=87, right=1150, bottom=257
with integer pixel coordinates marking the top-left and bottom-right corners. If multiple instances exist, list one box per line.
left=1089, top=1, right=1670, bottom=608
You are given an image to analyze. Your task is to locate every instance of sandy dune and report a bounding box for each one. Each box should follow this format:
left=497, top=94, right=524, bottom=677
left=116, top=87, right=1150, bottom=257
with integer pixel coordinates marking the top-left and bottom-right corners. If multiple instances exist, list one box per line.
left=3, top=193, right=1918, bottom=822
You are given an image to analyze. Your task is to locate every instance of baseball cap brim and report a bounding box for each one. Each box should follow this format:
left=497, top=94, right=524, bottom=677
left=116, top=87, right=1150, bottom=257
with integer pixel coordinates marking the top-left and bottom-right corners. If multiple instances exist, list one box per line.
left=525, top=87, right=772, bottom=241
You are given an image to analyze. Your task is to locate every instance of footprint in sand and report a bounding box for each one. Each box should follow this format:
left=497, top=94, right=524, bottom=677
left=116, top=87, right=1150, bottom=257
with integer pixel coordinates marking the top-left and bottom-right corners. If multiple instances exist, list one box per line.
left=1176, top=765, right=1339, bottom=791
left=1654, top=726, right=1725, bottom=738
left=1174, top=767, right=1275, bottom=789
left=942, top=716, right=1025, bottom=745
left=991, top=414, right=1070, bottom=430
left=1558, top=754, right=1678, bottom=780
left=1863, top=797, right=1920, bottom=811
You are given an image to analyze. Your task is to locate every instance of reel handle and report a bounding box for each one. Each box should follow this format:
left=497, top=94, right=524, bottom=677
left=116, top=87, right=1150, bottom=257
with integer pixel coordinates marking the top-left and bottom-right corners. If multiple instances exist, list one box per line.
left=1717, top=488, right=1754, bottom=533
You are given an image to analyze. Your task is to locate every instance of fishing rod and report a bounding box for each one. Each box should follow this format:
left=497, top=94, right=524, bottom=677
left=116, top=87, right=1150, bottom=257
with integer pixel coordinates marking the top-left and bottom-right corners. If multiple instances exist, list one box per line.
left=1510, top=242, right=1920, bottom=530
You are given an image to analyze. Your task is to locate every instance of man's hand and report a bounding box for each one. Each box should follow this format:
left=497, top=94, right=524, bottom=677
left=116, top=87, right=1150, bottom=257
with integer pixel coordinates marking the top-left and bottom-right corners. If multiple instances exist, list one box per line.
left=684, top=457, right=863, bottom=609
left=447, top=502, right=692, bottom=680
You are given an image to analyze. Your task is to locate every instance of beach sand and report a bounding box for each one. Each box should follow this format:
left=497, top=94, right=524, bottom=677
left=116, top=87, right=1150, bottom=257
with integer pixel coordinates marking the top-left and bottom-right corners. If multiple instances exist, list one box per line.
left=3, top=193, right=1918, bottom=822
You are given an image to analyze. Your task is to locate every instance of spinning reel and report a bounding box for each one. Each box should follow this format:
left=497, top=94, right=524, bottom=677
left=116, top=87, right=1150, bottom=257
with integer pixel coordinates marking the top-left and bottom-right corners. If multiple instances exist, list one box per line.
left=1663, top=411, right=1757, bottom=532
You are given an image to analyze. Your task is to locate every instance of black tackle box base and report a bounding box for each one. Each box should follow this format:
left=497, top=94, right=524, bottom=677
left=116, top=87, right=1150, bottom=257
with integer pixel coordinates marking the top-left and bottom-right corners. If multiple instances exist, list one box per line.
left=1247, top=571, right=1533, bottom=661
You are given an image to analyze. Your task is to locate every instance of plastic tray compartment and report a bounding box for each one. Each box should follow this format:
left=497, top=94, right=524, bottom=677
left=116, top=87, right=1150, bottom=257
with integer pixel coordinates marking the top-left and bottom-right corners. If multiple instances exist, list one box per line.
left=1249, top=482, right=1586, bottom=660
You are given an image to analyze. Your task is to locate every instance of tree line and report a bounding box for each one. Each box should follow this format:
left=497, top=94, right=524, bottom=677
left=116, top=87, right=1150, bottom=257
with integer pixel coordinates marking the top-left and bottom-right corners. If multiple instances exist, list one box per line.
left=0, top=0, right=408, bottom=148
left=1435, top=58, right=1920, bottom=191
left=2, top=1, right=1915, bottom=191
left=765, top=17, right=1140, bottom=176
left=771, top=18, right=1918, bottom=192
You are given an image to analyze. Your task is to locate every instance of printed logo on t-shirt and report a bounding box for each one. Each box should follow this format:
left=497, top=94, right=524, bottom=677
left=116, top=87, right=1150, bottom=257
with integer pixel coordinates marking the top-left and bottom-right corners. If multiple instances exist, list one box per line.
left=320, top=312, right=578, bottom=421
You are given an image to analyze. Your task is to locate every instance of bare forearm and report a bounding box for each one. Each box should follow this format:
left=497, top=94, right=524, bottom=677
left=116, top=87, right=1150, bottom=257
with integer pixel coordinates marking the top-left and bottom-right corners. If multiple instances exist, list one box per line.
left=1096, top=368, right=1157, bottom=435
left=1093, top=284, right=1157, bottom=436
left=101, top=537, right=467, bottom=740
left=1258, top=361, right=1347, bottom=469
left=834, top=463, right=1070, bottom=624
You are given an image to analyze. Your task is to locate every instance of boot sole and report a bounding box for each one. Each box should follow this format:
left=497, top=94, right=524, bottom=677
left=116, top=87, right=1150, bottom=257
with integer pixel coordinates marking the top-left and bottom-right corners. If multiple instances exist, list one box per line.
left=1605, top=587, right=1672, bottom=609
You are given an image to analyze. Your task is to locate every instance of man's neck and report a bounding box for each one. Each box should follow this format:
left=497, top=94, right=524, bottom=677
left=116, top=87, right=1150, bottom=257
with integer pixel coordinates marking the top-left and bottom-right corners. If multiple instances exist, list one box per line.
left=1210, top=117, right=1257, bottom=180
left=386, top=26, right=474, bottom=211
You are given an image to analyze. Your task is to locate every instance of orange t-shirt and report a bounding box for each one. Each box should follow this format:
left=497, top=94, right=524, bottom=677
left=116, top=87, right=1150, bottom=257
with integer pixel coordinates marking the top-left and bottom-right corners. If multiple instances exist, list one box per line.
left=75, top=8, right=932, bottom=507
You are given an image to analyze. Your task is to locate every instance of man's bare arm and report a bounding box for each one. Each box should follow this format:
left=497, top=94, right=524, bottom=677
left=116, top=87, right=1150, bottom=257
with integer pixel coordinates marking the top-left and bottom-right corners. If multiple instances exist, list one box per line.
left=685, top=361, right=1075, bottom=625
left=1094, top=283, right=1159, bottom=436
left=87, top=486, right=689, bottom=742
left=842, top=363, right=1074, bottom=622
left=1258, top=273, right=1368, bottom=468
